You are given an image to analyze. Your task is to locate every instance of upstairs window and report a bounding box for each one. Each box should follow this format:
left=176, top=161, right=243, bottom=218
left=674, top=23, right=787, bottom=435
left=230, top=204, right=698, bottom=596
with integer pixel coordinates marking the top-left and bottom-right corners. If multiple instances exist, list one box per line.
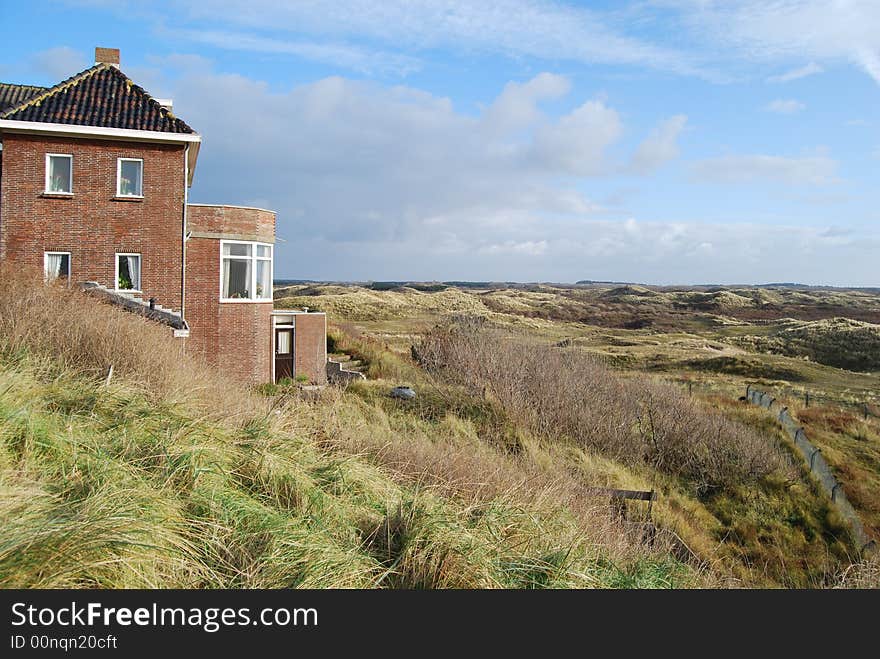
left=45, top=154, right=72, bottom=194
left=221, top=241, right=273, bottom=301
left=44, top=252, right=70, bottom=283
left=117, top=158, right=143, bottom=197
left=116, top=253, right=141, bottom=291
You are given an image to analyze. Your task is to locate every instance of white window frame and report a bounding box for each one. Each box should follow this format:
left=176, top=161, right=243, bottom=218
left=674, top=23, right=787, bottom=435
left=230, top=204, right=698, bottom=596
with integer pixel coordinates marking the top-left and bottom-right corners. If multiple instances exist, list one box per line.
left=45, top=153, right=73, bottom=194
left=220, top=239, right=273, bottom=303
left=116, top=157, right=144, bottom=197
left=43, top=251, right=71, bottom=284
left=115, top=252, right=142, bottom=292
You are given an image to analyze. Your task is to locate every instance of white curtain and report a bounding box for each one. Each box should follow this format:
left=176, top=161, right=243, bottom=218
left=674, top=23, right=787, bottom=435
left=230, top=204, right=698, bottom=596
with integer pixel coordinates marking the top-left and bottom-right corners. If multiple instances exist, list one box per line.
left=222, top=258, right=232, bottom=298
left=46, top=253, right=63, bottom=280
left=127, top=255, right=140, bottom=290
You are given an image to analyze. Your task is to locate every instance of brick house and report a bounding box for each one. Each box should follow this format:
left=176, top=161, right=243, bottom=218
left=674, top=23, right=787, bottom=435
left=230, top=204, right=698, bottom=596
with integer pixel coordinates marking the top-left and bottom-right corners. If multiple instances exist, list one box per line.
left=0, top=48, right=326, bottom=385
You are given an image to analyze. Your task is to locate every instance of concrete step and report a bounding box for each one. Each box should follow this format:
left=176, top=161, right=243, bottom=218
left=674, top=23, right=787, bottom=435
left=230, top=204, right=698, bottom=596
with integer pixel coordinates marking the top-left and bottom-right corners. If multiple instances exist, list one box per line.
left=80, top=282, right=187, bottom=330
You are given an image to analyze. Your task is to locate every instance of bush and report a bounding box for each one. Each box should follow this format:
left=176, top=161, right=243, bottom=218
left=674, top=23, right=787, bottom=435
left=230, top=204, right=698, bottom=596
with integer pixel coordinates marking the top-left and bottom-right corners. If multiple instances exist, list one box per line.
left=415, top=318, right=782, bottom=492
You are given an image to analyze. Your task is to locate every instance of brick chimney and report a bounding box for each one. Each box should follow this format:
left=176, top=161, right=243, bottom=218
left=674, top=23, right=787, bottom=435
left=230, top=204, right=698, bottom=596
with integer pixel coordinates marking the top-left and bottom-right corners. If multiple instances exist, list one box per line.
left=94, top=47, right=120, bottom=67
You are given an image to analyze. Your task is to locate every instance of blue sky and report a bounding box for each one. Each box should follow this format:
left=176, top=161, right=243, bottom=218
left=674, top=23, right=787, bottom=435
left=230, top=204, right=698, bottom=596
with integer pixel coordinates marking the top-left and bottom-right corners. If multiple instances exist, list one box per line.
left=2, top=1, right=878, bottom=285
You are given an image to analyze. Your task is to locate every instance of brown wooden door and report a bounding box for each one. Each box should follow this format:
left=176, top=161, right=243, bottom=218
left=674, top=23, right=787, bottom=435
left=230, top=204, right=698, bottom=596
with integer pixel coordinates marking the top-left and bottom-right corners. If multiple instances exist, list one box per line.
left=275, top=328, right=293, bottom=382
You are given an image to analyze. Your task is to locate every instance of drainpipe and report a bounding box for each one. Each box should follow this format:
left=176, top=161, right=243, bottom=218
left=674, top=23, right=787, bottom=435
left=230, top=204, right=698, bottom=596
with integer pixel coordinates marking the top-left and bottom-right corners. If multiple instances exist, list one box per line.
left=181, top=144, right=189, bottom=320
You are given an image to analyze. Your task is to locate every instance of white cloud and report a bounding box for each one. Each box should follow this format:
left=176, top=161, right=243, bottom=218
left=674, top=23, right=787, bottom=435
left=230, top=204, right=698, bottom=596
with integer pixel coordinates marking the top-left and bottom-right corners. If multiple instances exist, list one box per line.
left=671, top=0, right=880, bottom=84
left=767, top=62, right=823, bottom=83
left=691, top=154, right=838, bottom=186
left=28, top=46, right=89, bottom=82
left=165, top=27, right=421, bottom=76
left=151, top=60, right=871, bottom=285
left=60, top=0, right=880, bottom=86
left=478, top=240, right=549, bottom=256
left=483, top=73, right=571, bottom=134
left=529, top=100, right=623, bottom=176
left=285, top=219, right=880, bottom=285
left=628, top=114, right=688, bottom=174
left=764, top=99, right=805, bottom=114
left=167, top=67, right=643, bottom=248
left=145, top=0, right=708, bottom=77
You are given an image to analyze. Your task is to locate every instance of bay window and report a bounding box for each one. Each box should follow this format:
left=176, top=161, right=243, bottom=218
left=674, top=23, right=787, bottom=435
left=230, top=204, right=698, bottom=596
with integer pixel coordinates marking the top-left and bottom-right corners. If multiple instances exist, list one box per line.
left=221, top=241, right=272, bottom=301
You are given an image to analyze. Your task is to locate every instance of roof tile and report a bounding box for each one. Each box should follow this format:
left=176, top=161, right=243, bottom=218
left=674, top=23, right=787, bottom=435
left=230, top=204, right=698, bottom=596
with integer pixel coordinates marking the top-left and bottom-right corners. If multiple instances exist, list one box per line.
left=0, top=64, right=195, bottom=134
left=0, top=84, right=48, bottom=114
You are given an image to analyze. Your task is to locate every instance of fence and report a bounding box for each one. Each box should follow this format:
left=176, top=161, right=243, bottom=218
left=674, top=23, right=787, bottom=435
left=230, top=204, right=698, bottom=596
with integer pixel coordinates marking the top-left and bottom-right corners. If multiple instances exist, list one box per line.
left=760, top=384, right=879, bottom=421
left=745, top=385, right=876, bottom=555
left=670, top=377, right=879, bottom=421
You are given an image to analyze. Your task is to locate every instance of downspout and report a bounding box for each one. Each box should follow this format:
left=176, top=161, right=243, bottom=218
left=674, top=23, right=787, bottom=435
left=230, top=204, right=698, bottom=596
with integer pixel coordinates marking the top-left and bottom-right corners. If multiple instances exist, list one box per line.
left=181, top=143, right=189, bottom=321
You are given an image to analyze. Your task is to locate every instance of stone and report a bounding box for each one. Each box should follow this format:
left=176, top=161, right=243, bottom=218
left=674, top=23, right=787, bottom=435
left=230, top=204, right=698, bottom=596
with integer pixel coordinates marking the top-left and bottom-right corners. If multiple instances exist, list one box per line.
left=390, top=386, right=416, bottom=400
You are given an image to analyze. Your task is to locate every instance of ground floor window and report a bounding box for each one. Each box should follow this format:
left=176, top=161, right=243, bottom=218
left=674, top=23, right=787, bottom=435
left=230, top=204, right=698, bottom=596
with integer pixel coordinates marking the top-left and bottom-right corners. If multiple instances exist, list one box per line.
left=116, top=253, right=141, bottom=291
left=44, top=251, right=70, bottom=283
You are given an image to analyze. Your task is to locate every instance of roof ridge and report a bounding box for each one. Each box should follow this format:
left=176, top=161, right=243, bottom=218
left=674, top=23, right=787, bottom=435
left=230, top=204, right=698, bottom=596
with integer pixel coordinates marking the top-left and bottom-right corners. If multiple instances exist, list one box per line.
left=0, top=64, right=109, bottom=119
left=103, top=65, right=195, bottom=133
left=0, top=83, right=48, bottom=90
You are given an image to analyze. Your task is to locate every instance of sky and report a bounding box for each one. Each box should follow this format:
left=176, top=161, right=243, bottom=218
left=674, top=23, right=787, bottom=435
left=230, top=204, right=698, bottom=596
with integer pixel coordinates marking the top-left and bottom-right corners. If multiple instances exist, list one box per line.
left=1, top=1, right=878, bottom=286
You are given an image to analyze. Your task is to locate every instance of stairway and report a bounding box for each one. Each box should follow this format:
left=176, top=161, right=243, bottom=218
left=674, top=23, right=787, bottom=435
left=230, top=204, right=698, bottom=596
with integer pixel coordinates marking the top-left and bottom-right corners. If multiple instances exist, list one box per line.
left=328, top=353, right=367, bottom=373
left=80, top=282, right=188, bottom=330
left=327, top=352, right=367, bottom=383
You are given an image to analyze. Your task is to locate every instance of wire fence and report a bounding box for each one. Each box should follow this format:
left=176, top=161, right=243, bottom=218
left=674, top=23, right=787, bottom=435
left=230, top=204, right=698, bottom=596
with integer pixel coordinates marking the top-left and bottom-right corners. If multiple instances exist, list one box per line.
left=668, top=377, right=879, bottom=421
left=746, top=385, right=876, bottom=556
left=752, top=384, right=879, bottom=421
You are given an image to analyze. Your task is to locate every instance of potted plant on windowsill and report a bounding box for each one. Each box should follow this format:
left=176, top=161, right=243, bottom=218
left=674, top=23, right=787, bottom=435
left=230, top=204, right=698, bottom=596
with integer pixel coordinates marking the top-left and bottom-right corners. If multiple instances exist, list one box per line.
left=50, top=174, right=68, bottom=193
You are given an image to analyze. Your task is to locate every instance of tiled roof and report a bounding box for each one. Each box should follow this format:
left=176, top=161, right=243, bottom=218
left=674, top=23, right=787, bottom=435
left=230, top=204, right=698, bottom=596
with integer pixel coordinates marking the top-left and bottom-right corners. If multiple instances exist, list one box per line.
left=0, top=84, right=48, bottom=114
left=0, top=64, right=195, bottom=134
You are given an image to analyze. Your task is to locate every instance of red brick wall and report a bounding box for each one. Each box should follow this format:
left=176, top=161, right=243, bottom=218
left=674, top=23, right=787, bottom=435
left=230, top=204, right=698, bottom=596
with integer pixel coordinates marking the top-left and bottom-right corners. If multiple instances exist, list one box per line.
left=187, top=204, right=275, bottom=238
left=0, top=133, right=185, bottom=309
left=294, top=313, right=328, bottom=384
left=184, top=205, right=275, bottom=384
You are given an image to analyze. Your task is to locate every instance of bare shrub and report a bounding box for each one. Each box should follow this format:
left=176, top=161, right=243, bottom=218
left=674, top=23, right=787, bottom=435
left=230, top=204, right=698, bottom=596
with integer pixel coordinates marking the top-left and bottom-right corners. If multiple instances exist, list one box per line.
left=835, top=554, right=880, bottom=588
left=415, top=319, right=781, bottom=492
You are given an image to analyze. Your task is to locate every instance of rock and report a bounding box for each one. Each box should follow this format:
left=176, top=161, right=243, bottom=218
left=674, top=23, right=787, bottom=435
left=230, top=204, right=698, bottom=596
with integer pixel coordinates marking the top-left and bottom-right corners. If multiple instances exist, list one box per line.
left=390, top=386, right=416, bottom=400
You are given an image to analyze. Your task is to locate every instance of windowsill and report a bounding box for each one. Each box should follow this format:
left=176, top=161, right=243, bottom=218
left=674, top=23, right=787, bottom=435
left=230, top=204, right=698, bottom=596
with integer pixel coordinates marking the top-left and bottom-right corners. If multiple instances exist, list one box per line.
left=113, top=195, right=144, bottom=202
left=41, top=192, right=74, bottom=198
left=115, top=289, right=143, bottom=294
left=220, top=298, right=274, bottom=304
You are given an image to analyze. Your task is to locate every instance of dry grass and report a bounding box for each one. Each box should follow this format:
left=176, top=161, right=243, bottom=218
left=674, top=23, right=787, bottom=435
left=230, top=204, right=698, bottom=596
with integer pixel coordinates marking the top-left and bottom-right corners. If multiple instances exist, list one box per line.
left=0, top=265, right=263, bottom=422
left=836, top=555, right=880, bottom=588
left=0, top=274, right=700, bottom=589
